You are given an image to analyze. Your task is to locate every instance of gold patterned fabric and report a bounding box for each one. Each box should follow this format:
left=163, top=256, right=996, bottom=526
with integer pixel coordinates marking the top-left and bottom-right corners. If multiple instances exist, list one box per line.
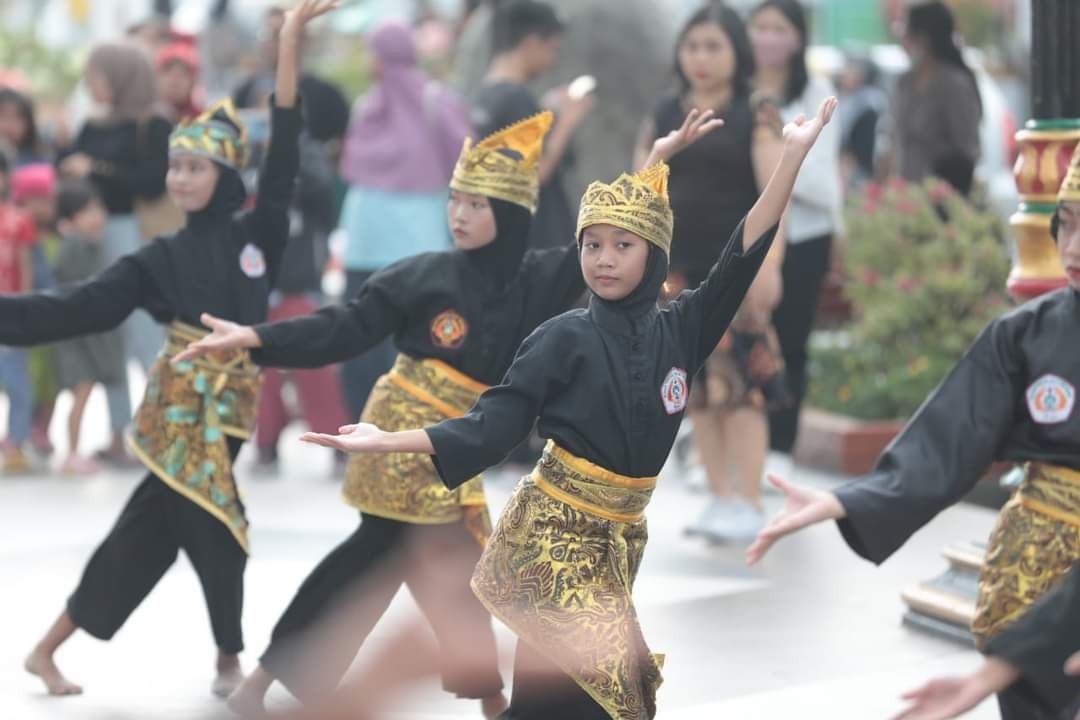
left=1059, top=143, right=1080, bottom=203
left=972, top=462, right=1080, bottom=646
left=449, top=111, right=552, bottom=213
left=576, top=163, right=674, bottom=256
left=129, top=321, right=262, bottom=552
left=344, top=354, right=492, bottom=546
left=471, top=441, right=664, bottom=720
left=169, top=99, right=247, bottom=170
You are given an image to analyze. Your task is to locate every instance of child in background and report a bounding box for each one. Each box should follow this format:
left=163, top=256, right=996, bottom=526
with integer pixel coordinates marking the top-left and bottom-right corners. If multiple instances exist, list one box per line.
left=0, top=152, right=38, bottom=473
left=11, top=163, right=61, bottom=459
left=52, top=181, right=121, bottom=475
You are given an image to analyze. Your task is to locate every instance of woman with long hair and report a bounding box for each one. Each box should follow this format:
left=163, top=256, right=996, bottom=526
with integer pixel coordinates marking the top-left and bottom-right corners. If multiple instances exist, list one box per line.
left=889, top=0, right=982, bottom=193
left=59, top=42, right=173, bottom=466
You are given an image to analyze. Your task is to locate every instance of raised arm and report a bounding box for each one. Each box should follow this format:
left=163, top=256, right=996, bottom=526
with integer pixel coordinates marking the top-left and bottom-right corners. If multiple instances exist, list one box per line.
left=0, top=256, right=147, bottom=346
left=242, top=0, right=338, bottom=278
left=744, top=96, right=837, bottom=249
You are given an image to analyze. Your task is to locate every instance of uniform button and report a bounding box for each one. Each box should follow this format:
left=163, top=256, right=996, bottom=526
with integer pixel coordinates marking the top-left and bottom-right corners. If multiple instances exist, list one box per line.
left=631, top=342, right=641, bottom=351
left=633, top=372, right=643, bottom=381
left=636, top=399, right=646, bottom=410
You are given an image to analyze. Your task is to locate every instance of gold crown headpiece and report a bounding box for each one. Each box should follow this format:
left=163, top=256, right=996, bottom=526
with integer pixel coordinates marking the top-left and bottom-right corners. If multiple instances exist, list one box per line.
left=169, top=99, right=248, bottom=170
left=576, top=162, right=673, bottom=256
left=449, top=111, right=553, bottom=213
left=1059, top=142, right=1080, bottom=204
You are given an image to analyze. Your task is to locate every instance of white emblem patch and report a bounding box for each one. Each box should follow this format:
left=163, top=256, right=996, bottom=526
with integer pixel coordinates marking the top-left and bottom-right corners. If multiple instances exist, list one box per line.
left=661, top=367, right=689, bottom=415
left=1026, top=374, right=1075, bottom=424
left=239, top=243, right=266, bottom=278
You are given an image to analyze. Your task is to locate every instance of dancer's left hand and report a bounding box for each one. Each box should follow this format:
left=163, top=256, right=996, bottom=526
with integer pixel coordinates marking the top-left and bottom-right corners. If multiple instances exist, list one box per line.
left=281, top=0, right=338, bottom=38
left=781, top=96, right=838, bottom=157
left=891, top=659, right=1019, bottom=720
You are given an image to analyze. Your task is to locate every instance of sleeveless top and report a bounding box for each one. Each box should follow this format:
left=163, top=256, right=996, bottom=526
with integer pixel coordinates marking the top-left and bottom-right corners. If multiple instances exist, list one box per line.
left=653, top=93, right=758, bottom=287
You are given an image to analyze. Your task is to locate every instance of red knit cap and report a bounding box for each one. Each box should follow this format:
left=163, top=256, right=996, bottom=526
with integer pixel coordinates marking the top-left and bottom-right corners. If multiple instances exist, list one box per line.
left=11, top=163, right=57, bottom=203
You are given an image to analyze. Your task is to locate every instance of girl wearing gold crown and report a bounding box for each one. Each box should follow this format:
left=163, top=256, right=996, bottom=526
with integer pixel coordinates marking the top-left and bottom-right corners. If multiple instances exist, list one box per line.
left=10, top=0, right=335, bottom=700
left=299, top=90, right=836, bottom=716
left=174, top=109, right=564, bottom=717
left=746, top=145, right=1080, bottom=720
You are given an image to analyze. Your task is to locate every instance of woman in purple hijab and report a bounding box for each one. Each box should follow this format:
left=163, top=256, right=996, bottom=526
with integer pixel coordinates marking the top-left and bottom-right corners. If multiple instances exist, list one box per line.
left=338, top=21, right=473, bottom=419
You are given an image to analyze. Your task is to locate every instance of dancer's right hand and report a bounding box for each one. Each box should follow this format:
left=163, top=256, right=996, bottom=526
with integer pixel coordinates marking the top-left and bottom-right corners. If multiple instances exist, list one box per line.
left=171, top=313, right=261, bottom=365
left=745, top=475, right=846, bottom=566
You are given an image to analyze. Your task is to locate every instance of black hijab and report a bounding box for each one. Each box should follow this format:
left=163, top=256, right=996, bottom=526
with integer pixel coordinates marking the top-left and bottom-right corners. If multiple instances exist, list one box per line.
left=463, top=196, right=531, bottom=291
left=587, top=241, right=669, bottom=333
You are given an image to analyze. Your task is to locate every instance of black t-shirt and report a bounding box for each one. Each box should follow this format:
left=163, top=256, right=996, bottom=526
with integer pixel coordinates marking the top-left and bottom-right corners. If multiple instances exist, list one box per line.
left=471, top=82, right=576, bottom=250
left=653, top=94, right=759, bottom=287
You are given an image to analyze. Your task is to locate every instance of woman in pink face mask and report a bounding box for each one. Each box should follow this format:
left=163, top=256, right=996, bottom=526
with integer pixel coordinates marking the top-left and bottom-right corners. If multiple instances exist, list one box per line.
left=740, top=0, right=842, bottom=526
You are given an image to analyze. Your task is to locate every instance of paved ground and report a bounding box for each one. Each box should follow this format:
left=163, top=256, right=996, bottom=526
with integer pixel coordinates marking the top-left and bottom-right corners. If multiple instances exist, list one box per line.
left=0, top=384, right=1000, bottom=719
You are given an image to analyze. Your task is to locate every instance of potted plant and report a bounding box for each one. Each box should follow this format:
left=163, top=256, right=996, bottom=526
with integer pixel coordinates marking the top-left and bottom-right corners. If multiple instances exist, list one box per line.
left=795, top=178, right=1011, bottom=475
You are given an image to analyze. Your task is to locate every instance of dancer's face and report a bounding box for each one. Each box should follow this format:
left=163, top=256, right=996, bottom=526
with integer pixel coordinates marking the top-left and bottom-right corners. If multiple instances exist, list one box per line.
left=1057, top=202, right=1080, bottom=290
left=579, top=224, right=649, bottom=301
left=447, top=190, right=497, bottom=250
left=166, top=153, right=220, bottom=213
left=678, top=21, right=736, bottom=93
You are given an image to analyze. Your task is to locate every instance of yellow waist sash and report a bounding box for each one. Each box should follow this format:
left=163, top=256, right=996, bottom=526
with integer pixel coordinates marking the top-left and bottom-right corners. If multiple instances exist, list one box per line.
left=471, top=442, right=663, bottom=720
left=344, top=354, right=492, bottom=544
left=973, top=462, right=1080, bottom=646
left=129, top=321, right=262, bottom=552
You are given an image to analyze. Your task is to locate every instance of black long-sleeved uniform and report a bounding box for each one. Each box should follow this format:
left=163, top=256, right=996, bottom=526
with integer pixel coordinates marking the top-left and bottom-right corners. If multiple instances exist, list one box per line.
left=428, top=219, right=776, bottom=485
left=0, top=101, right=301, bottom=653
left=831, top=288, right=1080, bottom=564
left=252, top=244, right=585, bottom=385
left=0, top=102, right=302, bottom=342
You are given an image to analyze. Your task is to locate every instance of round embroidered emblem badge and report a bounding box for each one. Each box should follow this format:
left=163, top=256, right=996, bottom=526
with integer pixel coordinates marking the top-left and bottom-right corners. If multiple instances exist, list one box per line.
left=1026, top=374, right=1075, bottom=424
left=430, top=310, right=468, bottom=349
left=661, top=367, right=689, bottom=415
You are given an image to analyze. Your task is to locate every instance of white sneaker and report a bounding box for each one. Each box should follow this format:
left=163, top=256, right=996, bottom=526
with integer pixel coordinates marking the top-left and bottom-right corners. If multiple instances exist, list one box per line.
left=695, top=497, right=765, bottom=544
left=685, top=495, right=737, bottom=538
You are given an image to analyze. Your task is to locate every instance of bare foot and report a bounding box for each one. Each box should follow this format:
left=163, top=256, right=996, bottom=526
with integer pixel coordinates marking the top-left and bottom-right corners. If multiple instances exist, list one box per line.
left=212, top=664, right=245, bottom=700
left=481, top=692, right=509, bottom=720
left=225, top=676, right=267, bottom=716
left=24, top=649, right=83, bottom=696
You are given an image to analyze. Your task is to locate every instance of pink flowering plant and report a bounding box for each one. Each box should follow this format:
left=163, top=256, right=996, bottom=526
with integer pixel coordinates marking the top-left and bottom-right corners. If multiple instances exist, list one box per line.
left=807, top=178, right=1011, bottom=420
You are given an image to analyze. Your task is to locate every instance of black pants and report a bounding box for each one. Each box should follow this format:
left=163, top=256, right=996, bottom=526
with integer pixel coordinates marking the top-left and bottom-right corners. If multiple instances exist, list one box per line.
left=768, top=233, right=832, bottom=454
left=497, top=640, right=608, bottom=720
left=341, top=271, right=397, bottom=419
left=260, top=513, right=503, bottom=702
left=68, top=437, right=247, bottom=653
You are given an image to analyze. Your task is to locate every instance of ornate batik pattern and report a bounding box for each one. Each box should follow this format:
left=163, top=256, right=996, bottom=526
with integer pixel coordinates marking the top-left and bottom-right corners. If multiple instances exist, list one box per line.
left=344, top=354, right=492, bottom=545
left=973, top=462, right=1080, bottom=646
left=129, top=322, right=261, bottom=552
left=471, top=441, right=663, bottom=720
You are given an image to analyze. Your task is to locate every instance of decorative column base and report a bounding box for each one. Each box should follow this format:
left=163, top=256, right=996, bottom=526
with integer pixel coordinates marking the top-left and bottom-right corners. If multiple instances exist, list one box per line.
left=901, top=541, right=985, bottom=647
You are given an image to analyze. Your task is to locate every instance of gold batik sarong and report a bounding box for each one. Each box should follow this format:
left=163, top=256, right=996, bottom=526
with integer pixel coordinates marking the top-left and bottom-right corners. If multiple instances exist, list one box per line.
left=344, top=354, right=492, bottom=546
left=972, top=462, right=1080, bottom=646
left=471, top=441, right=664, bottom=720
left=128, top=321, right=262, bottom=553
